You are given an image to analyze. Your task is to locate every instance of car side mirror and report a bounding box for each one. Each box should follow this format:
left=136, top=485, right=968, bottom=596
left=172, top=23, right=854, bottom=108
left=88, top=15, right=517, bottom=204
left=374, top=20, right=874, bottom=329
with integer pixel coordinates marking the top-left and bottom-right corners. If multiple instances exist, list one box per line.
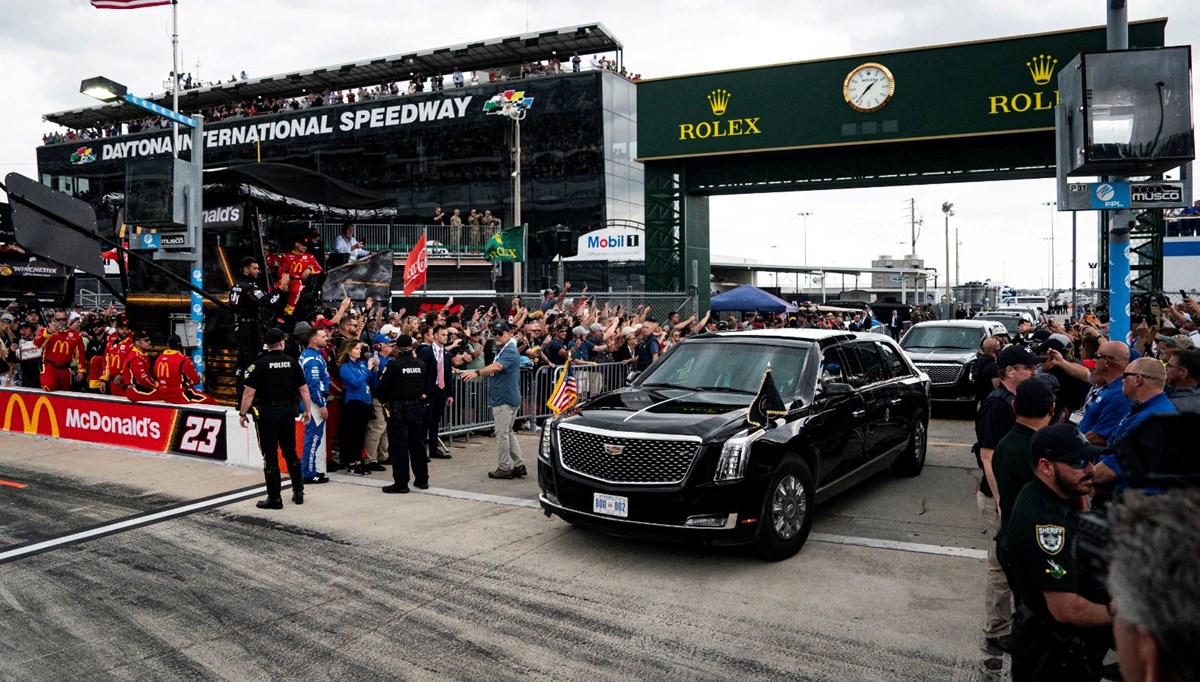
left=821, top=382, right=854, bottom=397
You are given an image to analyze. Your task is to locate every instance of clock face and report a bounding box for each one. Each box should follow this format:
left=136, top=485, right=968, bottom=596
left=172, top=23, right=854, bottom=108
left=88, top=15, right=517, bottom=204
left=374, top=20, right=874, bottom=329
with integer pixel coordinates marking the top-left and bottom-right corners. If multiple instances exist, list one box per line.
left=843, top=62, right=895, bottom=113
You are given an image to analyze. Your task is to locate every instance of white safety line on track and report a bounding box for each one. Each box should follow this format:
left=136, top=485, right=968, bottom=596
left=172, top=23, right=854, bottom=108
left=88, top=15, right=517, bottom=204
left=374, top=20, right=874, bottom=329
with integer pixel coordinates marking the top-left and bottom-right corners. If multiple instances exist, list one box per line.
left=0, top=484, right=269, bottom=564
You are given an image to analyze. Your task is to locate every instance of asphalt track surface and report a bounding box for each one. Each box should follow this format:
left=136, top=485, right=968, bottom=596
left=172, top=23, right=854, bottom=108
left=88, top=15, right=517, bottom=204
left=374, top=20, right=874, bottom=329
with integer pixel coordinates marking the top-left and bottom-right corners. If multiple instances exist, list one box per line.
left=0, top=409, right=1001, bottom=680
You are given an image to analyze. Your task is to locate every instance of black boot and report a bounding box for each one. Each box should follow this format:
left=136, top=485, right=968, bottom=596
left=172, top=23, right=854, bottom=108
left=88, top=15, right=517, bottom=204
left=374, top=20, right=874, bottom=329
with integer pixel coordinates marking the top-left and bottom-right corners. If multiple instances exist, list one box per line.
left=292, top=490, right=304, bottom=505
left=256, top=498, right=283, bottom=510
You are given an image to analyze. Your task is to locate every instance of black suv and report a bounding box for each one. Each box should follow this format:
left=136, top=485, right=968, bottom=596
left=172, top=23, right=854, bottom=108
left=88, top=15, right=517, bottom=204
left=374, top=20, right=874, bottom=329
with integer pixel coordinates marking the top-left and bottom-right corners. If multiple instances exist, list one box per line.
left=899, top=320, right=1011, bottom=403
left=537, top=330, right=930, bottom=560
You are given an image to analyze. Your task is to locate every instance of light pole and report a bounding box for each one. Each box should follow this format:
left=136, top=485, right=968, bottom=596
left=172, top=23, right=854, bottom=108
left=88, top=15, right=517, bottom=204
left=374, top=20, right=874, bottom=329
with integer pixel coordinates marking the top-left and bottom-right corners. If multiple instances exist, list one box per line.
left=941, top=202, right=954, bottom=305
left=82, top=76, right=207, bottom=389
left=1042, top=201, right=1056, bottom=296
left=484, top=91, right=534, bottom=292
left=770, top=244, right=778, bottom=289
left=797, top=212, right=812, bottom=291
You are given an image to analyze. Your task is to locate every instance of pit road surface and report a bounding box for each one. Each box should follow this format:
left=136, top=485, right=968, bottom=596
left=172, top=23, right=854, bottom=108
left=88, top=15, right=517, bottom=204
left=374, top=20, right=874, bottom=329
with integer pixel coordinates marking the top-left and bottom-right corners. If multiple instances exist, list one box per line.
left=0, top=412, right=997, bottom=680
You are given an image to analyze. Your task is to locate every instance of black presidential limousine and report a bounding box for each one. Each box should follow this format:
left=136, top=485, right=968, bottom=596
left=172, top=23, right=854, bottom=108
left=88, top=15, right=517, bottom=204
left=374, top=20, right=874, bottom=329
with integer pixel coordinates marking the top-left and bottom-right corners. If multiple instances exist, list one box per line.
left=537, top=329, right=931, bottom=560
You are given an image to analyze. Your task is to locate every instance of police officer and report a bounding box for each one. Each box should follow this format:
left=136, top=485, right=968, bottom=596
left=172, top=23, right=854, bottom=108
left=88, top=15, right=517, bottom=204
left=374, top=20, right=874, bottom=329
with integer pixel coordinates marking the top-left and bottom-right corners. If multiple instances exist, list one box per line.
left=1001, top=423, right=1112, bottom=681
left=229, top=256, right=286, bottom=399
left=376, top=334, right=428, bottom=494
left=239, top=328, right=313, bottom=509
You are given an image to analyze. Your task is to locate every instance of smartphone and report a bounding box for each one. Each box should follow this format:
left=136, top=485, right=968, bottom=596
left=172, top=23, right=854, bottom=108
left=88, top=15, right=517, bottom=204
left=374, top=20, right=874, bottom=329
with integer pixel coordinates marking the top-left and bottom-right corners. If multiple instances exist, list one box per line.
left=1182, top=290, right=1190, bottom=299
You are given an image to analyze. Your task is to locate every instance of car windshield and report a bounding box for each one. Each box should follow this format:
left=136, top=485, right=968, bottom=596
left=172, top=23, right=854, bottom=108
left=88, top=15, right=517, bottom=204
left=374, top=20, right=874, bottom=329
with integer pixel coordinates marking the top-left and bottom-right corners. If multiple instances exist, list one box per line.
left=976, top=315, right=1022, bottom=335
left=901, top=326, right=981, bottom=351
left=639, top=339, right=814, bottom=401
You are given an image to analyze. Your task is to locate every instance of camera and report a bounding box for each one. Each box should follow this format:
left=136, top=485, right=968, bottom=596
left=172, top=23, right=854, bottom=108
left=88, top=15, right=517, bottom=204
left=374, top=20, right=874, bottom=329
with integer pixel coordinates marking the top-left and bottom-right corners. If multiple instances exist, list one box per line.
left=1076, top=413, right=1200, bottom=600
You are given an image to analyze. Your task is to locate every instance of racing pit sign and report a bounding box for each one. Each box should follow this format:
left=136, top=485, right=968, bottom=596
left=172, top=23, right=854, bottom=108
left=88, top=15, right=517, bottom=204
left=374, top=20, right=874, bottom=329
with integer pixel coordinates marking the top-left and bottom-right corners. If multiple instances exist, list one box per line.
left=0, top=388, right=228, bottom=460
left=1062, top=180, right=1188, bottom=211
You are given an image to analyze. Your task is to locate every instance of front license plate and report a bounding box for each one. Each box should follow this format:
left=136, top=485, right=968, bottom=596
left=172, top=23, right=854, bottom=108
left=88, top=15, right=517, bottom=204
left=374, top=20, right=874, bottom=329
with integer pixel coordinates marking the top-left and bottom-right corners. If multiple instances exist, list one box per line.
left=593, top=492, right=629, bottom=518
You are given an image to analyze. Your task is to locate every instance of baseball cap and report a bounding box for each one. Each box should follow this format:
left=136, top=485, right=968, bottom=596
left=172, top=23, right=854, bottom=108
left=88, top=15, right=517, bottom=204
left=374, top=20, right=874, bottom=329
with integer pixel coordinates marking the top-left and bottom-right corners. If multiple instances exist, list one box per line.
left=394, top=334, right=415, bottom=348
left=0, top=313, right=12, bottom=322
left=1034, top=333, right=1072, bottom=354
left=491, top=321, right=513, bottom=334
left=374, top=333, right=396, bottom=345
left=572, top=325, right=587, bottom=336
left=997, top=344, right=1043, bottom=370
left=1014, top=377, right=1056, bottom=415
left=1029, top=424, right=1106, bottom=468
left=380, top=323, right=400, bottom=337
left=264, top=328, right=286, bottom=345
left=314, top=318, right=335, bottom=329
left=132, top=329, right=151, bottom=342
left=293, top=321, right=314, bottom=337
left=589, top=323, right=604, bottom=332
left=1031, top=329, right=1052, bottom=343
left=1156, top=334, right=1195, bottom=350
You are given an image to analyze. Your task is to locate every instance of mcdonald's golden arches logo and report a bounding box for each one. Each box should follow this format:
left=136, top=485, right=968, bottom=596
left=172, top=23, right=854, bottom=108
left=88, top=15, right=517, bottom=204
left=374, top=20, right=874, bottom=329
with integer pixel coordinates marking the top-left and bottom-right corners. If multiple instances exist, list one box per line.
left=2, top=394, right=60, bottom=437
left=52, top=341, right=69, bottom=355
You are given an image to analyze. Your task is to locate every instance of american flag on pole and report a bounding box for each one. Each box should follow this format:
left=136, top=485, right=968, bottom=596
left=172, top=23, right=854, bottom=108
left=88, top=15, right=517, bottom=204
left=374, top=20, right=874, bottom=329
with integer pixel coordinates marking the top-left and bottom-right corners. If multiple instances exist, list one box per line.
left=91, top=0, right=172, bottom=9
left=546, top=359, right=578, bottom=415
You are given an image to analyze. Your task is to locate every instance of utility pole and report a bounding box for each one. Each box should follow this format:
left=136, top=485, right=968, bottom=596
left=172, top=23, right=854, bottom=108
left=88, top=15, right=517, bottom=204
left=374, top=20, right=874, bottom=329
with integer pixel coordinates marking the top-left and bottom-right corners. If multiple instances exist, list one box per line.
left=941, top=202, right=954, bottom=305
left=955, top=227, right=961, bottom=290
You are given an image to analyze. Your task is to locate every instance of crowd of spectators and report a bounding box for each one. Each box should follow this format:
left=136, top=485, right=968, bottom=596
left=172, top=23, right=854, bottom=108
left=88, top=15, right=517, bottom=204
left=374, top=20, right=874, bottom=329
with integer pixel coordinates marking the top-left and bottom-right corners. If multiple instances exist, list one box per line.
left=42, top=53, right=634, bottom=144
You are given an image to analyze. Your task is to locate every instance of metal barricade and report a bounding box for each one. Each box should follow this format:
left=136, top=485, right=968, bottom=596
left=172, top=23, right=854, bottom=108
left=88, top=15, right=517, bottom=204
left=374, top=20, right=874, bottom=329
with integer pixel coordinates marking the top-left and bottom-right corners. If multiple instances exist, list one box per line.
left=310, top=222, right=497, bottom=260
left=435, top=360, right=636, bottom=443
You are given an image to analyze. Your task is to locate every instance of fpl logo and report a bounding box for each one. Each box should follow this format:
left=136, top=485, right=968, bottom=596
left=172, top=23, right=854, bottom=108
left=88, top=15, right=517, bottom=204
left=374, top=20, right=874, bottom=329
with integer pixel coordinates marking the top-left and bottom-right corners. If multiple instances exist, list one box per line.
left=1095, top=184, right=1116, bottom=203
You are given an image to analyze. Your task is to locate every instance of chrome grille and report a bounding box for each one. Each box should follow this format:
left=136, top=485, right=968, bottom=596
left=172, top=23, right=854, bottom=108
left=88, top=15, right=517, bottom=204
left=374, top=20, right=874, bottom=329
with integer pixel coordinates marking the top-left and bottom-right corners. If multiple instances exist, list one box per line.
left=915, top=363, right=964, bottom=385
left=557, top=424, right=701, bottom=485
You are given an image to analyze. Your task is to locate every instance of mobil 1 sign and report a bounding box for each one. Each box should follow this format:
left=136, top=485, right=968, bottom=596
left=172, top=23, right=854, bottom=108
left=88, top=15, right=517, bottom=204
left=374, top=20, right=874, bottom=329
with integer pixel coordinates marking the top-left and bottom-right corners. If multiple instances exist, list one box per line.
left=576, top=227, right=645, bottom=262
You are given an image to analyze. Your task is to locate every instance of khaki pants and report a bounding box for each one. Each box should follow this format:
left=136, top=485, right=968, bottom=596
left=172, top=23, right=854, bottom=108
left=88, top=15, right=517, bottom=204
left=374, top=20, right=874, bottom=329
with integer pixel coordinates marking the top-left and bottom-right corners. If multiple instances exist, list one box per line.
left=978, top=491, right=1012, bottom=639
left=363, top=399, right=389, bottom=463
left=492, top=404, right=525, bottom=472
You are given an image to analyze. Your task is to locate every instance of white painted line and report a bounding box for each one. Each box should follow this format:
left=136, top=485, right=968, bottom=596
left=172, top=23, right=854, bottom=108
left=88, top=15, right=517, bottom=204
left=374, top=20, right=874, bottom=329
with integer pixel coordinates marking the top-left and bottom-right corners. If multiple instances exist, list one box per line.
left=809, top=532, right=987, bottom=560
left=423, top=487, right=540, bottom=509
left=0, top=485, right=270, bottom=564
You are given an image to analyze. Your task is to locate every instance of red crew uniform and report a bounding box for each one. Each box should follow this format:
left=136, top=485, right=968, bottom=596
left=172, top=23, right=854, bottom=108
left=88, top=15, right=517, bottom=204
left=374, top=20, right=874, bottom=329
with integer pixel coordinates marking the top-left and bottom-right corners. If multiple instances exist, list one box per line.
left=105, top=333, right=133, bottom=397
left=34, top=328, right=85, bottom=392
left=122, top=346, right=160, bottom=402
left=275, top=249, right=322, bottom=317
left=153, top=350, right=217, bottom=405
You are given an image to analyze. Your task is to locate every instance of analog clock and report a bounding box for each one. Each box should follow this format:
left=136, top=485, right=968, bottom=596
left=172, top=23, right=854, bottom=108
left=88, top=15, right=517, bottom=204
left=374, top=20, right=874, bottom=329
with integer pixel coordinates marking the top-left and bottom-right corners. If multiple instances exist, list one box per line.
left=843, top=62, right=895, bottom=113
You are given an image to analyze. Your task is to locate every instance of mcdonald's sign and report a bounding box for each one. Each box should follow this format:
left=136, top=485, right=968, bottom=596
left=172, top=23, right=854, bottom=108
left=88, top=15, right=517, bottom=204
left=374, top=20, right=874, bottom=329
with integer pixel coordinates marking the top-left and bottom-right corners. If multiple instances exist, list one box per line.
left=1, top=393, right=60, bottom=437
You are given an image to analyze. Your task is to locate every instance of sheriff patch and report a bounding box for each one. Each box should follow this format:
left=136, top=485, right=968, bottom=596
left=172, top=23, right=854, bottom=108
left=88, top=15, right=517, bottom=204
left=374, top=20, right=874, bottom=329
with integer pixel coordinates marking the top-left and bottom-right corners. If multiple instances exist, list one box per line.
left=1036, top=524, right=1065, bottom=555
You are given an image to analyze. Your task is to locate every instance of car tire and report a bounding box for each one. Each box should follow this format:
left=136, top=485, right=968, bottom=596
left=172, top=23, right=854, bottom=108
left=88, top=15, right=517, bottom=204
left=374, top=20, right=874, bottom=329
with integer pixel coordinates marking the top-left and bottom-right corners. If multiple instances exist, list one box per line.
left=892, top=412, right=928, bottom=477
left=755, top=455, right=816, bottom=561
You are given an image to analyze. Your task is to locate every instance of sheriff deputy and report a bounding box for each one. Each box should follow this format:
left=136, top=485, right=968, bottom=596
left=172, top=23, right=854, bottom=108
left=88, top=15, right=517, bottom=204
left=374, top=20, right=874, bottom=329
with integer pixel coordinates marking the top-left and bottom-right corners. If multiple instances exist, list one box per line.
left=240, top=327, right=312, bottom=510
left=1001, top=423, right=1112, bottom=681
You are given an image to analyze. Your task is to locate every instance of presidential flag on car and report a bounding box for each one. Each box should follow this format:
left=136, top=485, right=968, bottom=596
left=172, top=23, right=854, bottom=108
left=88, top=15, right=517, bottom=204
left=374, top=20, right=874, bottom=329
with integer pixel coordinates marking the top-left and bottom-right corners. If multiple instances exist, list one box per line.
left=746, top=367, right=787, bottom=428
left=91, top=0, right=172, bottom=8
left=547, top=359, right=578, bottom=415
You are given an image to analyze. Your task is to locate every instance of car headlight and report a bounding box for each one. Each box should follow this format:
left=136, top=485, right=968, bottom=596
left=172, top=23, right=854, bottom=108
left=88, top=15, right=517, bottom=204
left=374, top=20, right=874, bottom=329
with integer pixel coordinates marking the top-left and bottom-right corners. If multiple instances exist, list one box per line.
left=539, top=419, right=555, bottom=462
left=714, top=429, right=764, bottom=481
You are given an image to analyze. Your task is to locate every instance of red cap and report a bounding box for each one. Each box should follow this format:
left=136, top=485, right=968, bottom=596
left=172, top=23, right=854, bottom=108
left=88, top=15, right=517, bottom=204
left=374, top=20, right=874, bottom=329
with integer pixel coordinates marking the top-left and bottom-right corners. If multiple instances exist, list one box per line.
left=314, top=318, right=335, bottom=329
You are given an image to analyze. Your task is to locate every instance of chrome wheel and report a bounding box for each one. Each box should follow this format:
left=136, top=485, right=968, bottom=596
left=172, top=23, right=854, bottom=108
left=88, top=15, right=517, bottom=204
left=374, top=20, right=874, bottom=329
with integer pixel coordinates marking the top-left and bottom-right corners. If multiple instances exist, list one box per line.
left=913, top=421, right=927, bottom=464
left=771, top=475, right=807, bottom=540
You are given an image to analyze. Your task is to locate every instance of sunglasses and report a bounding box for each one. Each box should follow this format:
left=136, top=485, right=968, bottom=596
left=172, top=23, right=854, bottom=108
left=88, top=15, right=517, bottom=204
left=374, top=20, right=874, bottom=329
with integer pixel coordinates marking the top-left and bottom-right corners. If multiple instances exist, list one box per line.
left=1122, top=372, right=1161, bottom=381
left=1093, top=353, right=1115, bottom=361
left=54, top=317, right=67, bottom=322
left=1054, top=455, right=1097, bottom=470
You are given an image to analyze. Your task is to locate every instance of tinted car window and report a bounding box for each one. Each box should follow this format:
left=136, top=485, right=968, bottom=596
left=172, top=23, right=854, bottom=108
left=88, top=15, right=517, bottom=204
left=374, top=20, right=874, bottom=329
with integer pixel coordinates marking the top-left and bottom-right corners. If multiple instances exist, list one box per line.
left=878, top=343, right=910, bottom=378
left=842, top=342, right=888, bottom=387
left=820, top=346, right=848, bottom=388
left=640, top=339, right=811, bottom=398
left=901, top=326, right=981, bottom=351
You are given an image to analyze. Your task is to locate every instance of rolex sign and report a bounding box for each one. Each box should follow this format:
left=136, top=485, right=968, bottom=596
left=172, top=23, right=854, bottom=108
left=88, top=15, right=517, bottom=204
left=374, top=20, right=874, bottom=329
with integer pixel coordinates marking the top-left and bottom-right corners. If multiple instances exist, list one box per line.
left=576, top=228, right=645, bottom=262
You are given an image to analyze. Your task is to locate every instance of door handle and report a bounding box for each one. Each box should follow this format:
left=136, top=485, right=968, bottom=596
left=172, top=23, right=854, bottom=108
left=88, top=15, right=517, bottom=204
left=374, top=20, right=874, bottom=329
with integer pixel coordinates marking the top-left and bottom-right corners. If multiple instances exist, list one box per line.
left=851, top=409, right=867, bottom=417
left=889, top=398, right=903, bottom=405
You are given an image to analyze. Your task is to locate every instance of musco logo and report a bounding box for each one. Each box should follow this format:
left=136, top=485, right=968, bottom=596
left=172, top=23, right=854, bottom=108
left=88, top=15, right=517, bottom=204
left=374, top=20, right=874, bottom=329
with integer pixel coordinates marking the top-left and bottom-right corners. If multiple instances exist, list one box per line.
left=1130, top=183, right=1183, bottom=204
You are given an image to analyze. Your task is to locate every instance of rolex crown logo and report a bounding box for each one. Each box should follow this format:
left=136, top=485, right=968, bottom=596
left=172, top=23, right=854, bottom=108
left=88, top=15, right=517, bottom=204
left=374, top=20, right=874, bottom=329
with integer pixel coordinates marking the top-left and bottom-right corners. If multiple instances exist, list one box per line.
left=1026, top=54, right=1058, bottom=86
left=707, top=88, right=731, bottom=116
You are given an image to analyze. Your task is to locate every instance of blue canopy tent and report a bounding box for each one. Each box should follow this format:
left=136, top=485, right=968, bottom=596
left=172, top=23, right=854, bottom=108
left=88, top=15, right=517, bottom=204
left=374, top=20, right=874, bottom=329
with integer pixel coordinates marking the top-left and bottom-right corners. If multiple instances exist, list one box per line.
left=709, top=285, right=799, bottom=313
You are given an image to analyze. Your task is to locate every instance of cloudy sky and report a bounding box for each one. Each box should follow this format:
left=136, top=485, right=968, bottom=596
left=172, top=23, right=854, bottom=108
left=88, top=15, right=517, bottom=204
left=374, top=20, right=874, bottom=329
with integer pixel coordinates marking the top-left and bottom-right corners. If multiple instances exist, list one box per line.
left=1, top=0, right=1196, bottom=291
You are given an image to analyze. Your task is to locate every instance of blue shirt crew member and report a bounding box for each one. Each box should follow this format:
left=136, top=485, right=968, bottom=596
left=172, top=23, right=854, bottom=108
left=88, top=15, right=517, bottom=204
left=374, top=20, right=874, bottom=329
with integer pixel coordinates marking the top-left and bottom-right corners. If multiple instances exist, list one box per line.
left=299, top=331, right=332, bottom=484
left=1078, top=376, right=1131, bottom=446
left=337, top=345, right=374, bottom=475
left=376, top=335, right=428, bottom=493
left=239, top=328, right=312, bottom=509
left=461, top=322, right=525, bottom=479
left=568, top=326, right=594, bottom=362
left=635, top=331, right=660, bottom=371
left=1095, top=358, right=1176, bottom=492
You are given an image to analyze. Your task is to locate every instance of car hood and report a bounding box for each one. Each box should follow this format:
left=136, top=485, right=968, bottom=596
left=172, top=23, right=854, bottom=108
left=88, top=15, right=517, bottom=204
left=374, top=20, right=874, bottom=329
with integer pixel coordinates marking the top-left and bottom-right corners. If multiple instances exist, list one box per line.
left=563, top=386, right=759, bottom=440
left=903, top=349, right=977, bottom=363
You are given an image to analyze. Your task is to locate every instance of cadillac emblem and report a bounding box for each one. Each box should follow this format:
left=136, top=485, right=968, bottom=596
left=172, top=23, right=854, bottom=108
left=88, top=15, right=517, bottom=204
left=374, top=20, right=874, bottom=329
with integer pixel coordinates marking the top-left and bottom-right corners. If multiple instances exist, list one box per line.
left=603, top=444, right=625, bottom=456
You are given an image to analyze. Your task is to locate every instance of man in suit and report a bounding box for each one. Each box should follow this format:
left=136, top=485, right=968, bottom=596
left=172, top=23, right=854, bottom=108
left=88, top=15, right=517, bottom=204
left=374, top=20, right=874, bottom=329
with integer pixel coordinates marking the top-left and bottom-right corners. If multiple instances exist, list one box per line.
left=888, top=311, right=903, bottom=341
left=418, top=325, right=456, bottom=460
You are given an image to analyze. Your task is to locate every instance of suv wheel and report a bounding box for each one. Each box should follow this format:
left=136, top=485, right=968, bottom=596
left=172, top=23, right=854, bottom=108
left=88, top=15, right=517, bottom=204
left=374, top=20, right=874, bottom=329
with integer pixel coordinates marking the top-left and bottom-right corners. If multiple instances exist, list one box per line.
left=755, top=456, right=815, bottom=561
left=892, top=413, right=928, bottom=477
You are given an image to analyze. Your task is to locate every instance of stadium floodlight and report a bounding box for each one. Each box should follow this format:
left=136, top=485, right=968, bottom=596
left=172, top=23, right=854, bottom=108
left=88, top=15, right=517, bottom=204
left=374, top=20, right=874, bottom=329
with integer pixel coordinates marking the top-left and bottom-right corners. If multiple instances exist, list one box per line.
left=80, top=76, right=128, bottom=103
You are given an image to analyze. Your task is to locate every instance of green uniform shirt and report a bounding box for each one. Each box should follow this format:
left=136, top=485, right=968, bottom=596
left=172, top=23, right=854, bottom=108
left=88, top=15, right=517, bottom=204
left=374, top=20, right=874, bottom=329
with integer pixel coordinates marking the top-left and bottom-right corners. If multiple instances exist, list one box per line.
left=992, top=423, right=1037, bottom=531
left=1004, top=478, right=1078, bottom=619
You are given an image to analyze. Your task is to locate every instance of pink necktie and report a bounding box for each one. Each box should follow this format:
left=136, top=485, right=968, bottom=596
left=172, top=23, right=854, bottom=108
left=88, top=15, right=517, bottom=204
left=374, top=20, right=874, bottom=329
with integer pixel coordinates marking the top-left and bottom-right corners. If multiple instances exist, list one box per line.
left=436, top=347, right=445, bottom=389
